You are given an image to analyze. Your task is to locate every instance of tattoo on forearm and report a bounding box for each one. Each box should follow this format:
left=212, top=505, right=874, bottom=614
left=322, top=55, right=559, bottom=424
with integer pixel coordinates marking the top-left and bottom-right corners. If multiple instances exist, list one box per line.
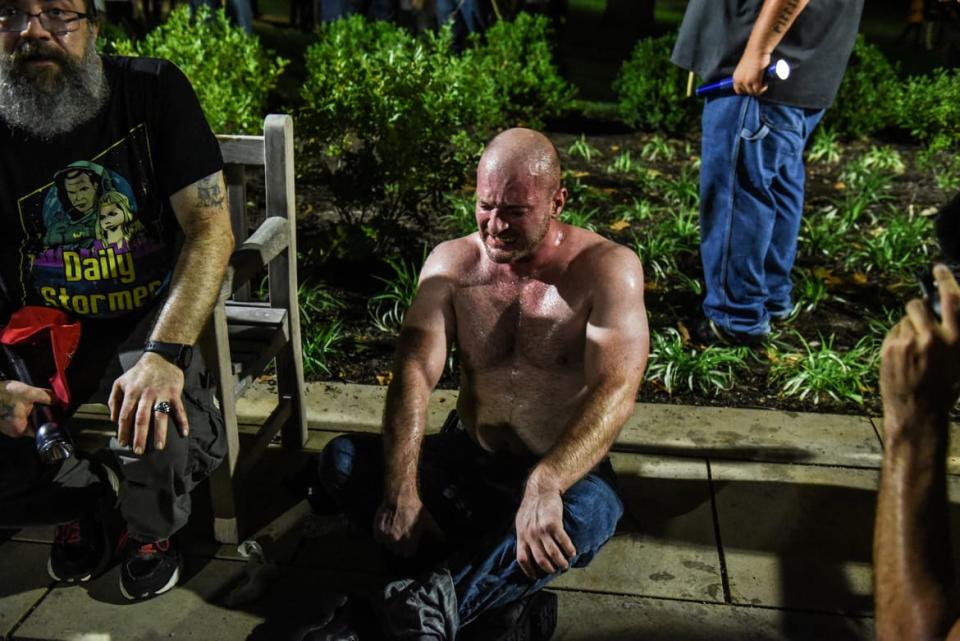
left=773, top=0, right=801, bottom=33
left=0, top=399, right=15, bottom=421
left=197, top=175, right=225, bottom=209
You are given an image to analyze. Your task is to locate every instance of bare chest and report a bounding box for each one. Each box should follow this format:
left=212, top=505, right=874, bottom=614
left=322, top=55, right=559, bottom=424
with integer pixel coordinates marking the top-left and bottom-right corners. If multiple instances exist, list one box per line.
left=453, top=279, right=588, bottom=371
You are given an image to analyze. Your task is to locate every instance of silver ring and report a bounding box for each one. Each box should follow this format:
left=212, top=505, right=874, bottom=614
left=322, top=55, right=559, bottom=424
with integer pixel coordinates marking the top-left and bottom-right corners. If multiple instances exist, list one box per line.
left=153, top=401, right=172, bottom=415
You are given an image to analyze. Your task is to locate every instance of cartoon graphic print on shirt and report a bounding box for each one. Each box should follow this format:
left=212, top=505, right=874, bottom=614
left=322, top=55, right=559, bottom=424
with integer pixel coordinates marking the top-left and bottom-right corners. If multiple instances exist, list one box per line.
left=16, top=124, right=172, bottom=319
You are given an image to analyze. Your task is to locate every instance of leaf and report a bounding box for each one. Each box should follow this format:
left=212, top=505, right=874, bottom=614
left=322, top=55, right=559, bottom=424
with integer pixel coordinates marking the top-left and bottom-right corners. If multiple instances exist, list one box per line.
left=375, top=371, right=394, bottom=386
left=834, top=181, right=847, bottom=190
left=609, top=220, right=631, bottom=232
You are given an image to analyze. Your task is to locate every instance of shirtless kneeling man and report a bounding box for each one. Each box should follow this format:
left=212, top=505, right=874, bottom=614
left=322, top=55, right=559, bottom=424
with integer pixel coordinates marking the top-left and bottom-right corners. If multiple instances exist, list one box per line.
left=313, top=128, right=649, bottom=640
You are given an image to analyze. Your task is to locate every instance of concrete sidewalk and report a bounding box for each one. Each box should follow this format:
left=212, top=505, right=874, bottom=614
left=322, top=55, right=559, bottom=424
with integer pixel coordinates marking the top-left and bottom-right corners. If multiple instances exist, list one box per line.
left=2, top=381, right=957, bottom=641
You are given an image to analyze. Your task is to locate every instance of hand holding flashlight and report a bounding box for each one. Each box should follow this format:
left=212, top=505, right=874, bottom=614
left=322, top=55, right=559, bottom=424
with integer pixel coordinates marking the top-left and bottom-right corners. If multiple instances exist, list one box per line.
left=696, top=59, right=791, bottom=98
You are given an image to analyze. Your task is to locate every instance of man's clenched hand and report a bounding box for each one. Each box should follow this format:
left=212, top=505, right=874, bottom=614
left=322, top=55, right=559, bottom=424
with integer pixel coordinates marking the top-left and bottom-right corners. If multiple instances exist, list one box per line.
left=0, top=380, right=54, bottom=439
left=515, top=471, right=576, bottom=579
left=733, top=47, right=771, bottom=96
left=373, top=490, right=444, bottom=558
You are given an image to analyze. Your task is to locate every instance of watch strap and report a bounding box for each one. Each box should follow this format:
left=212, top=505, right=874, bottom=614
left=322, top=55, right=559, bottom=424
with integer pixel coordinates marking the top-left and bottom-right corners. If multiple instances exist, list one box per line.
left=143, top=340, right=192, bottom=370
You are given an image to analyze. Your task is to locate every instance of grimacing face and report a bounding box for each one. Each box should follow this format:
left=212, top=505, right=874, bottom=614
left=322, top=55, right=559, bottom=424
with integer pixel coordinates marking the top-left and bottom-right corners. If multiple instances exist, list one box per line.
left=64, top=171, right=97, bottom=213
left=475, top=167, right=558, bottom=264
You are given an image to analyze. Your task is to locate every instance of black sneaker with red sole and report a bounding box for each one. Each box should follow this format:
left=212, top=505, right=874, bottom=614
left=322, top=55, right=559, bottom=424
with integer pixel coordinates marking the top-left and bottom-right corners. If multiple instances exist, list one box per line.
left=119, top=534, right=182, bottom=600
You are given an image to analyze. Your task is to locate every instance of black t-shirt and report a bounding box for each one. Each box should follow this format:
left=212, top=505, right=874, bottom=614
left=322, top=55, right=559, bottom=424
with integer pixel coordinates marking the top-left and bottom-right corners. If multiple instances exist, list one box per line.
left=671, top=0, right=865, bottom=110
left=0, top=55, right=222, bottom=329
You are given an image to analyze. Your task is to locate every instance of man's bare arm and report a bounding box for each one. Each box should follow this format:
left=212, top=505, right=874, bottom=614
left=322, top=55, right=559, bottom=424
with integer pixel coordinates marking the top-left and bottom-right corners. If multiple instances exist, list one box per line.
left=515, top=244, right=648, bottom=578
left=109, top=171, right=234, bottom=454
left=532, top=245, right=648, bottom=492
left=734, top=0, right=810, bottom=95
left=375, top=243, right=458, bottom=556
left=874, top=265, right=960, bottom=641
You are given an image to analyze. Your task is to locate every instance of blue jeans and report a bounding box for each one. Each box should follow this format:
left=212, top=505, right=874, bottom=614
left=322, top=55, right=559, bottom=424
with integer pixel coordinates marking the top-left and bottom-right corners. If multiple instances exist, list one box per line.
left=435, top=0, right=488, bottom=48
left=190, top=0, right=253, bottom=32
left=317, top=423, right=622, bottom=629
left=699, top=95, right=824, bottom=336
left=320, top=0, right=395, bottom=20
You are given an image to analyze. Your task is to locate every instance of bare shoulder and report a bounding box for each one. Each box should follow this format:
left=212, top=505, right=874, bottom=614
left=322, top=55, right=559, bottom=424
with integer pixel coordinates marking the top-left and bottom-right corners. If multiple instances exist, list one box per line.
left=567, top=227, right=644, bottom=294
left=420, top=234, right=483, bottom=284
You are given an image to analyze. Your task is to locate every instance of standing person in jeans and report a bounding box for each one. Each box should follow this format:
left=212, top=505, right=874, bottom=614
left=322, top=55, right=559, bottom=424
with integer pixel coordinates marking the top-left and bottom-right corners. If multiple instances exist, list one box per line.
left=672, top=0, right=864, bottom=346
left=303, top=128, right=649, bottom=640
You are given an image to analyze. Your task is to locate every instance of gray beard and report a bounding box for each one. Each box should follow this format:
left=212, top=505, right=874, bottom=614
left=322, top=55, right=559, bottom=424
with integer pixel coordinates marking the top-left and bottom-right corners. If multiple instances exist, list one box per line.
left=0, top=32, right=109, bottom=140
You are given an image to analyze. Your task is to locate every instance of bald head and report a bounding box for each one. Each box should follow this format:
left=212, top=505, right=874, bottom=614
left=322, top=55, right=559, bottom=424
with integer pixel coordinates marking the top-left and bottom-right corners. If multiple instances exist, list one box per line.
left=478, top=128, right=561, bottom=194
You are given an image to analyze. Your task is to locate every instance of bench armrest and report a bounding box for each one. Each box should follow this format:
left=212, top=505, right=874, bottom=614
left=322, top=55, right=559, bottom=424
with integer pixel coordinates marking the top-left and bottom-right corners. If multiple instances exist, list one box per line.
left=218, top=216, right=290, bottom=302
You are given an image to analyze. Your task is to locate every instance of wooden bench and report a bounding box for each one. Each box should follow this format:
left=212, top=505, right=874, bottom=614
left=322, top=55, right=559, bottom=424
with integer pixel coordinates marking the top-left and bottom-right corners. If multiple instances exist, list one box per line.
left=204, top=114, right=308, bottom=544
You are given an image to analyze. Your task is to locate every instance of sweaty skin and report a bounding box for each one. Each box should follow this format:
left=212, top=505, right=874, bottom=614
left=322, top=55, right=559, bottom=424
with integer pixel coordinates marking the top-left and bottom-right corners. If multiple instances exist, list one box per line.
left=874, top=264, right=960, bottom=641
left=375, top=128, right=649, bottom=578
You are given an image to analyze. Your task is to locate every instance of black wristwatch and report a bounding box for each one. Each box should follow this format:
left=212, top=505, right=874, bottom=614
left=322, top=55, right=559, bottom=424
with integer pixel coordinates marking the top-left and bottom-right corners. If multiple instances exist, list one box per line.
left=143, top=340, right=193, bottom=370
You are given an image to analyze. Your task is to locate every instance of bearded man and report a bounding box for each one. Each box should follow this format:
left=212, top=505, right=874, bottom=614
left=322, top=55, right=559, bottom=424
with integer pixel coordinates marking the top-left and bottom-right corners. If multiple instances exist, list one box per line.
left=0, top=0, right=234, bottom=601
left=306, top=128, right=649, bottom=641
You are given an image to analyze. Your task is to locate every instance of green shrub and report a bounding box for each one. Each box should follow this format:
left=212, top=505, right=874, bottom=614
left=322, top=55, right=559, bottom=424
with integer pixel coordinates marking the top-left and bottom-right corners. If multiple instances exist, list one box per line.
left=299, top=18, right=488, bottom=240
left=614, top=32, right=700, bottom=134
left=898, top=68, right=960, bottom=148
left=298, top=14, right=572, bottom=248
left=822, top=35, right=901, bottom=139
left=111, top=6, right=287, bottom=134
left=465, top=12, right=575, bottom=127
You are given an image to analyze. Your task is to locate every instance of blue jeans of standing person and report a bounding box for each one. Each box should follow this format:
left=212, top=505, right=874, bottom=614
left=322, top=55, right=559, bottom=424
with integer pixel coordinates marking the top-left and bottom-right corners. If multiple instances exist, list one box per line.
left=317, top=418, right=622, bottom=634
left=435, top=0, right=488, bottom=48
left=191, top=0, right=253, bottom=31
left=320, top=0, right=395, bottom=20
left=699, top=95, right=825, bottom=336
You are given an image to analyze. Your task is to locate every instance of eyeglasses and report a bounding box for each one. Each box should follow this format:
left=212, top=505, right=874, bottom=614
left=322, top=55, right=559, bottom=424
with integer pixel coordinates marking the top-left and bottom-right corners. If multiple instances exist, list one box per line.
left=0, top=7, right=89, bottom=35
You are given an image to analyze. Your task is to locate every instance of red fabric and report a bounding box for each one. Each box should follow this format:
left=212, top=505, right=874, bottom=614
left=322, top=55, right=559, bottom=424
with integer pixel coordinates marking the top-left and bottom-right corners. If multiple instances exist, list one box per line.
left=0, top=307, right=80, bottom=407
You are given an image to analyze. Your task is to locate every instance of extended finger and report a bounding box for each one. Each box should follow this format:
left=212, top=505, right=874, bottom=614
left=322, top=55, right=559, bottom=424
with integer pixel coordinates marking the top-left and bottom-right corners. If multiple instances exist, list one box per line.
left=24, top=386, right=56, bottom=406
left=530, top=540, right=557, bottom=575
left=554, top=525, right=577, bottom=560
left=935, top=264, right=960, bottom=336
left=541, top=536, right=570, bottom=572
left=170, top=397, right=189, bottom=439
left=906, top=298, right=937, bottom=335
left=132, top=395, right=154, bottom=455
left=116, top=391, right=138, bottom=447
left=108, top=381, right=122, bottom=423
left=153, top=404, right=169, bottom=450
left=516, top=543, right=538, bottom=580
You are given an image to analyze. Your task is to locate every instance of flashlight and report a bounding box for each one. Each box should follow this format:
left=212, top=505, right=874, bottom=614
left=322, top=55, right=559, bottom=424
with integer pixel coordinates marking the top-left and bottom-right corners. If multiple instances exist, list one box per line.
left=695, top=59, right=791, bottom=97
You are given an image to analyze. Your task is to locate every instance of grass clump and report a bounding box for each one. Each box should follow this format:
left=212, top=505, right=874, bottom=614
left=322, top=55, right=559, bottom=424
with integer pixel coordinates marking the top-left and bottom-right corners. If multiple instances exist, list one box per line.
left=646, top=329, right=751, bottom=395
left=768, top=333, right=878, bottom=405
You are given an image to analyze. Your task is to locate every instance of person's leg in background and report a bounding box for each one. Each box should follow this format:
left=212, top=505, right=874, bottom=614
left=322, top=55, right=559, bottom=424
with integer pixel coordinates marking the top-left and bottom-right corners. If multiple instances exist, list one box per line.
left=764, top=107, right=825, bottom=321
left=699, top=95, right=809, bottom=339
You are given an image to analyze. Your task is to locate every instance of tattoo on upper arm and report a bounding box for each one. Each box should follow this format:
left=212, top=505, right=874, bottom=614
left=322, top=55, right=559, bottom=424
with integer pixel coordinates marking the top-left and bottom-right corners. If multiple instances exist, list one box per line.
left=196, top=175, right=225, bottom=209
left=773, top=0, right=801, bottom=33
